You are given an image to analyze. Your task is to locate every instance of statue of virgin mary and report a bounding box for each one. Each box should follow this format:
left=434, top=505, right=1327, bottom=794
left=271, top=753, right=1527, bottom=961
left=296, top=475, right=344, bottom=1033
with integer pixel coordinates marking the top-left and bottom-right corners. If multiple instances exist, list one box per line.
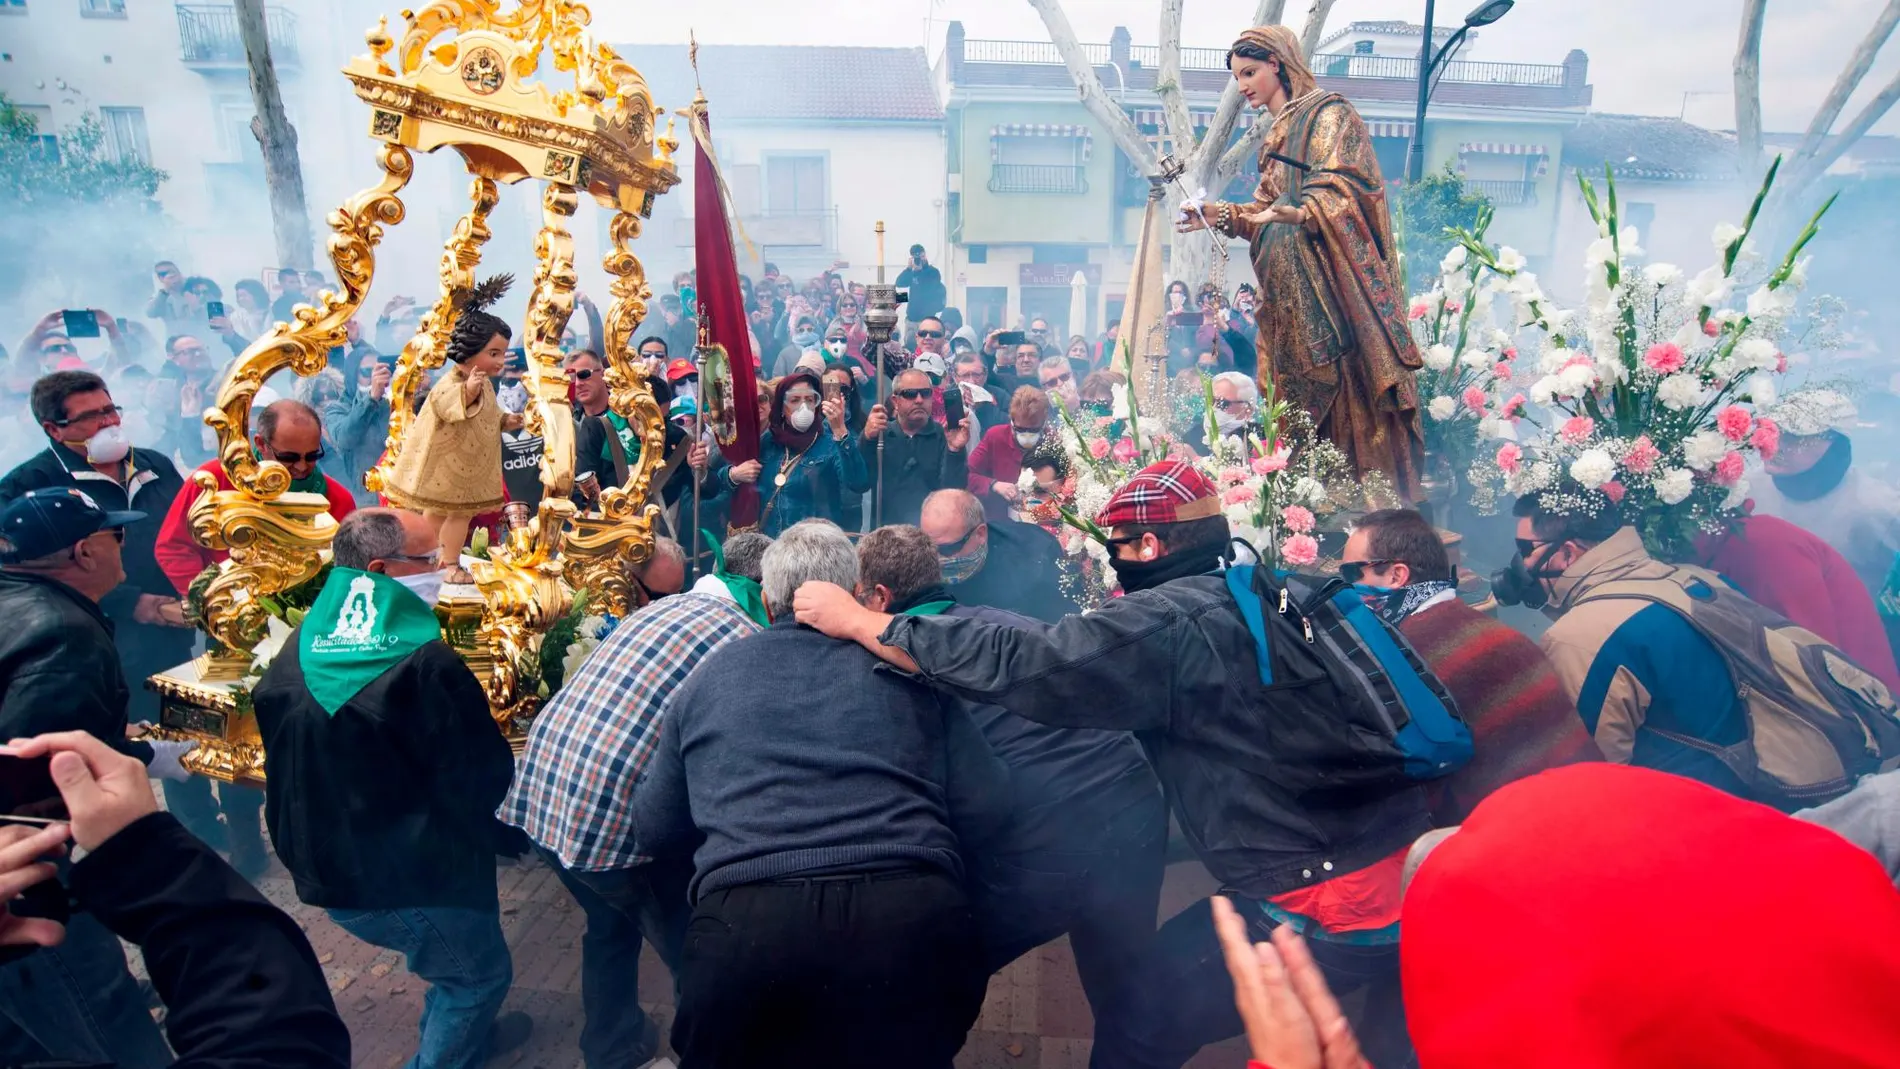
left=1181, top=24, right=1425, bottom=501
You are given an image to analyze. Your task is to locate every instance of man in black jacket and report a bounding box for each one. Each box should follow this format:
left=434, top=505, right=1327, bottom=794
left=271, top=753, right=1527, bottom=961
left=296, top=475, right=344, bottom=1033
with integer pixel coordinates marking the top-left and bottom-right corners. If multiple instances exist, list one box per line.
left=252, top=508, right=530, bottom=1068
left=2, top=729, right=351, bottom=1069
left=794, top=460, right=1435, bottom=1069
left=920, top=489, right=1078, bottom=623
left=0, top=371, right=192, bottom=725
left=0, top=487, right=184, bottom=1067
left=634, top=520, right=1007, bottom=1068
left=854, top=525, right=1166, bottom=1034
left=863, top=368, right=970, bottom=528
left=897, top=244, right=946, bottom=322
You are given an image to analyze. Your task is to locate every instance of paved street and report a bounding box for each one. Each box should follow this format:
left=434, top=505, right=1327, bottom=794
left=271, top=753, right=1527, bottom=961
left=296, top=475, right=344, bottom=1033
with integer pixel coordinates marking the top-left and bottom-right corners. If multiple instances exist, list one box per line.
left=210, top=849, right=1249, bottom=1069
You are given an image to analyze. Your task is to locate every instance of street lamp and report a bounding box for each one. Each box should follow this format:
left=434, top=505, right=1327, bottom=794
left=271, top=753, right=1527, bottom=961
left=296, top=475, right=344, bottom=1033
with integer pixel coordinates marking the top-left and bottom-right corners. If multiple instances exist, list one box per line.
left=1404, top=0, right=1515, bottom=183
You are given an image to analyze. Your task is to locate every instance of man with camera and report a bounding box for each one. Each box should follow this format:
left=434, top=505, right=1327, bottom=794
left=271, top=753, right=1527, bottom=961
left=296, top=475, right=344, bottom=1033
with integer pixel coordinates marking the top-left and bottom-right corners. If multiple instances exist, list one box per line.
left=897, top=243, right=945, bottom=323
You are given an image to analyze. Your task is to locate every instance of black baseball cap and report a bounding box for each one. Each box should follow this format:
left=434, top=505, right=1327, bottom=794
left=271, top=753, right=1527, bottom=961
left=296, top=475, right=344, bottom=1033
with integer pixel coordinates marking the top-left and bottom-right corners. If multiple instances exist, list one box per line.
left=909, top=244, right=926, bottom=255
left=0, top=488, right=143, bottom=564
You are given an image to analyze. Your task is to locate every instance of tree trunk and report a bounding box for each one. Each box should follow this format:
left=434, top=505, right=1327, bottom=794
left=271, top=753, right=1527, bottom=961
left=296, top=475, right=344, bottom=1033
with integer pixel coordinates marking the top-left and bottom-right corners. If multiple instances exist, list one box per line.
left=236, top=0, right=313, bottom=270
left=1789, top=65, right=1900, bottom=194
left=1299, top=0, right=1340, bottom=63
left=1794, top=0, right=1900, bottom=162
left=1157, top=0, right=1198, bottom=162
left=1732, top=0, right=1769, bottom=178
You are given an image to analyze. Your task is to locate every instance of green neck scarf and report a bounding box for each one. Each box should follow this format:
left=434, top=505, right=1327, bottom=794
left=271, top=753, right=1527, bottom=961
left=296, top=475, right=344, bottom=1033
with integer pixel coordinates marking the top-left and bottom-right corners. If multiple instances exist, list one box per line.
left=297, top=567, right=442, bottom=714
left=703, top=528, right=769, bottom=628
left=901, top=600, right=954, bottom=616
left=256, top=449, right=327, bottom=495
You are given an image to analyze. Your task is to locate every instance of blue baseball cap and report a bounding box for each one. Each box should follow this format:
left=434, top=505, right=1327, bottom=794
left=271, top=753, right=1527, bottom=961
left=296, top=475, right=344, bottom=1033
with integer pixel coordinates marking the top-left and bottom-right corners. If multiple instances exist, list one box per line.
left=0, top=488, right=144, bottom=564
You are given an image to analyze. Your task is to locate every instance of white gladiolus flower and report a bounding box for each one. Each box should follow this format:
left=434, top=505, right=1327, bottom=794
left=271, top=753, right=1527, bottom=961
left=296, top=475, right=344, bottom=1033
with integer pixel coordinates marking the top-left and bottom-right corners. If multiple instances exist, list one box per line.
left=1642, top=263, right=1683, bottom=288
left=1711, top=221, right=1747, bottom=253
left=1736, top=338, right=1779, bottom=371
left=1441, top=245, right=1468, bottom=273
left=1460, top=348, right=1492, bottom=370
left=1742, top=373, right=1776, bottom=406
left=1428, top=396, right=1458, bottom=420
left=1584, top=237, right=1616, bottom=268
left=1442, top=270, right=1472, bottom=303
left=1495, top=247, right=1528, bottom=273
left=1671, top=320, right=1706, bottom=353
left=1746, top=284, right=1795, bottom=320
left=1546, top=309, right=1576, bottom=336
left=1685, top=266, right=1734, bottom=308
left=1596, top=357, right=1630, bottom=386
left=1656, top=374, right=1707, bottom=410
left=1569, top=449, right=1616, bottom=487
left=1786, top=256, right=1810, bottom=290
left=1619, top=226, right=1644, bottom=258
left=1424, top=344, right=1455, bottom=372
left=1656, top=467, right=1696, bottom=505
left=1683, top=430, right=1729, bottom=471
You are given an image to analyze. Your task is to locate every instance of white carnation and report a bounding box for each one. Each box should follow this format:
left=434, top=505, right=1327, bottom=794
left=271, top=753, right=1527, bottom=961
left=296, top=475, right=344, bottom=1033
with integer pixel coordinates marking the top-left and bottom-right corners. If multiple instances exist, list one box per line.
left=1742, top=373, right=1776, bottom=406
left=1490, top=328, right=1514, bottom=349
left=1293, top=476, right=1328, bottom=506
left=1642, top=262, right=1683, bottom=288
left=1656, top=373, right=1707, bottom=411
left=1711, top=221, right=1747, bottom=253
left=1722, top=476, right=1750, bottom=511
left=1685, top=266, right=1734, bottom=308
left=1477, top=416, right=1503, bottom=439
left=1459, top=348, right=1492, bottom=371
left=1736, top=338, right=1779, bottom=371
left=1529, top=375, right=1559, bottom=406
left=1423, top=344, right=1455, bottom=372
left=1682, top=430, right=1729, bottom=471
left=1017, top=468, right=1039, bottom=492
left=1556, top=362, right=1598, bottom=397
left=1440, top=245, right=1468, bottom=274
left=1427, top=396, right=1458, bottom=421
left=1569, top=448, right=1617, bottom=487
left=1655, top=467, right=1696, bottom=505
left=1539, top=347, right=1575, bottom=375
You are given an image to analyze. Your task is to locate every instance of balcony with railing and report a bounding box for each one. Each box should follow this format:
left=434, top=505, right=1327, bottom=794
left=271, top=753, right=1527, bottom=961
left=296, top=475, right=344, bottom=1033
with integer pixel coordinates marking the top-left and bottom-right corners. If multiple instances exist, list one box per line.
left=177, top=4, right=300, bottom=70
left=1466, top=179, right=1538, bottom=207
left=988, top=164, right=1089, bottom=195
left=961, top=39, right=1111, bottom=66
left=1311, top=52, right=1566, bottom=87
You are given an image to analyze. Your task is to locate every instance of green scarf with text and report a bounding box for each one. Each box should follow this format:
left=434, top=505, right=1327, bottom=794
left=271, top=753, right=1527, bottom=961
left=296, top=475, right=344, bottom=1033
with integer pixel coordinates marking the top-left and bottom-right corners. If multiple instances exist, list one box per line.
left=297, top=567, right=442, bottom=715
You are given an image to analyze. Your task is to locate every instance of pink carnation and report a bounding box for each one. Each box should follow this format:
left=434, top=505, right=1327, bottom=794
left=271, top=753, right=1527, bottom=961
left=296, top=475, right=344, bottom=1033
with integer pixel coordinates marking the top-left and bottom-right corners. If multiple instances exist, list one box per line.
left=1494, top=362, right=1515, bottom=380
left=1409, top=300, right=1431, bottom=321
left=1776, top=352, right=1788, bottom=373
left=1643, top=343, right=1686, bottom=374
left=1622, top=435, right=1662, bottom=475
left=1222, top=483, right=1258, bottom=506
left=1281, top=505, right=1316, bottom=534
left=1703, top=319, right=1722, bottom=338
left=1088, top=437, right=1111, bottom=460
left=1252, top=449, right=1290, bottom=476
left=1503, top=347, right=1519, bottom=361
left=1281, top=533, right=1320, bottom=567
left=1496, top=442, right=1523, bottom=475
left=1716, top=404, right=1752, bottom=443
left=1714, top=451, right=1746, bottom=486
left=1093, top=416, right=1114, bottom=432
left=1445, top=300, right=1463, bottom=314
left=1111, top=438, right=1139, bottom=464
left=1149, top=432, right=1172, bottom=449
left=1601, top=480, right=1627, bottom=504
left=1559, top=415, right=1596, bottom=443
left=1462, top=386, right=1488, bottom=413
left=1752, top=416, right=1781, bottom=461
left=1218, top=466, right=1249, bottom=487
left=1499, top=393, right=1526, bottom=419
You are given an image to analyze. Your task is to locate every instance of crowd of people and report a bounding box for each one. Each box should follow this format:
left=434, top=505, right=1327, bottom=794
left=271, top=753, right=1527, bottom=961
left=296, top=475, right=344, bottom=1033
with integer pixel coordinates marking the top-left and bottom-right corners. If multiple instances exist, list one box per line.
left=2, top=243, right=1900, bottom=1069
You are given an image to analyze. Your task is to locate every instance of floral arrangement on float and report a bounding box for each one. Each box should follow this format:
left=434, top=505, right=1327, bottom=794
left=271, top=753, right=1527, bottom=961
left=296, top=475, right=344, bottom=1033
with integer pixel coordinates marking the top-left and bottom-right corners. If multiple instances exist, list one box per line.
left=1196, top=375, right=1360, bottom=570
left=1458, top=157, right=1836, bottom=557
left=1406, top=205, right=1526, bottom=500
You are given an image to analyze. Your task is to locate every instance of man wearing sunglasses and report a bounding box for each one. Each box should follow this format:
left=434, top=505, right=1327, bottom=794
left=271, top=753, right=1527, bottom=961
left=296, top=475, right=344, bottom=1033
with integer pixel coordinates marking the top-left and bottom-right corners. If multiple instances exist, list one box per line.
left=862, top=368, right=971, bottom=527
left=920, top=489, right=1075, bottom=624
left=0, top=487, right=181, bottom=1068
left=1340, top=509, right=1597, bottom=826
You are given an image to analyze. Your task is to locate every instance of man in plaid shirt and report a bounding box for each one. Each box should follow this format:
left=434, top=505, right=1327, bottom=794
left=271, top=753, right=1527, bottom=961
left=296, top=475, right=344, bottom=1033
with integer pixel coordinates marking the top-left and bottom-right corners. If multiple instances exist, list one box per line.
left=499, top=536, right=765, bottom=1069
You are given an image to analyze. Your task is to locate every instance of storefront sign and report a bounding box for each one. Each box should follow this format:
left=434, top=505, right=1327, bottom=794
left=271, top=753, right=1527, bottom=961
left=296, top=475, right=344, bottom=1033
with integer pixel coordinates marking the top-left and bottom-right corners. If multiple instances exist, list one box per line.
left=1018, top=263, right=1102, bottom=288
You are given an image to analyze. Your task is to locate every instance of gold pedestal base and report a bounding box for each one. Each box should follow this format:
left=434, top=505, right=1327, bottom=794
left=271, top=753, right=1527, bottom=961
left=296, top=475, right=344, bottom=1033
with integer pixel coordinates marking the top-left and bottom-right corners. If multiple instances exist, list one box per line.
left=147, top=659, right=265, bottom=787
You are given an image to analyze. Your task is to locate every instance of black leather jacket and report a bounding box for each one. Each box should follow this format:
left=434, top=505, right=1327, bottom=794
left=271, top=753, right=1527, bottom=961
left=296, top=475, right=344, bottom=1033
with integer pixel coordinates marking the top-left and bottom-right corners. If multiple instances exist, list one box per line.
left=0, top=570, right=151, bottom=761
left=880, top=573, right=1433, bottom=899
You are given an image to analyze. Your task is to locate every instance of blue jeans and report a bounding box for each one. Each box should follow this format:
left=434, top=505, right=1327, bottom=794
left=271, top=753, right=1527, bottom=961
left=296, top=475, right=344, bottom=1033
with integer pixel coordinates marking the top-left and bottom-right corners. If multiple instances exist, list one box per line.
left=541, top=849, right=693, bottom=1069
left=0, top=909, right=173, bottom=1068
left=328, top=905, right=513, bottom=1069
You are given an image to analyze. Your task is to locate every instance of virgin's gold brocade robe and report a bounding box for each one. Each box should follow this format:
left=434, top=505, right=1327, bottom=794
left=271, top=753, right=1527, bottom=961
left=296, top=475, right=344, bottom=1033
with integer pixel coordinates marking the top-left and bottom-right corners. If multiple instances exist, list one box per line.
left=1225, top=91, right=1424, bottom=501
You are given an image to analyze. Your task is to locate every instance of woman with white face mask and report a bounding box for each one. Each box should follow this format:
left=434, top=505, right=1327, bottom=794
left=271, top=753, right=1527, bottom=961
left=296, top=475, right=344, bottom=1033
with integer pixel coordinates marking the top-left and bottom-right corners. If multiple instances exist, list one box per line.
left=699, top=371, right=869, bottom=537
left=965, top=385, right=1051, bottom=523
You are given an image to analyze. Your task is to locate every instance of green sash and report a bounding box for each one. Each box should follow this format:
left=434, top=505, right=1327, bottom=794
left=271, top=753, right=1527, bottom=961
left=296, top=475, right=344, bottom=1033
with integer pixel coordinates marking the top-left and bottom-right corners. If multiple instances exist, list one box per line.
left=901, top=600, right=955, bottom=616
left=703, top=528, right=769, bottom=627
left=297, top=567, right=442, bottom=715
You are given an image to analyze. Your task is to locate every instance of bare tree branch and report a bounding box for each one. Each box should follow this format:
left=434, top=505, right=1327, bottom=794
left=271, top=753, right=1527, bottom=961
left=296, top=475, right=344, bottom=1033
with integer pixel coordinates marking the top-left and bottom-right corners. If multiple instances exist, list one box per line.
left=1795, top=0, right=1900, bottom=161
left=1218, top=118, right=1272, bottom=180
left=1790, top=64, right=1900, bottom=193
left=1733, top=0, right=1769, bottom=176
left=1025, top=0, right=1159, bottom=172
left=1299, top=0, right=1340, bottom=61
left=1157, top=0, right=1198, bottom=161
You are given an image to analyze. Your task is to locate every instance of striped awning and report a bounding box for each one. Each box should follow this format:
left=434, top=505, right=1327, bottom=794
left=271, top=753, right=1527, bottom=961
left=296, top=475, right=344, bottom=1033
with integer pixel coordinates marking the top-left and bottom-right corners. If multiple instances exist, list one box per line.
left=990, top=124, right=1094, bottom=162
left=1367, top=119, right=1414, bottom=139
left=1458, top=141, right=1551, bottom=177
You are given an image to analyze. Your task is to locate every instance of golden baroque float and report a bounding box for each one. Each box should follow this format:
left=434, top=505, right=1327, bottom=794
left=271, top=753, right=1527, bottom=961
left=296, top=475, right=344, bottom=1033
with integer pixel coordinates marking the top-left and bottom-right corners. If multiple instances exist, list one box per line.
left=150, top=0, right=681, bottom=783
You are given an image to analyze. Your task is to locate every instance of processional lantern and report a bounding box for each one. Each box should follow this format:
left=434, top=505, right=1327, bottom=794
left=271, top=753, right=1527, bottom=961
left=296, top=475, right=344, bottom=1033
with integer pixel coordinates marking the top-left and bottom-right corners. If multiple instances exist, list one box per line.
left=150, top=0, right=681, bottom=783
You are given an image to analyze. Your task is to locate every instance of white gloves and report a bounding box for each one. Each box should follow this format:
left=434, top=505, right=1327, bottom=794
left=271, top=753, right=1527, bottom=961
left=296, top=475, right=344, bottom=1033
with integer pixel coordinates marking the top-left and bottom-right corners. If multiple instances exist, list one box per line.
left=146, top=739, right=198, bottom=783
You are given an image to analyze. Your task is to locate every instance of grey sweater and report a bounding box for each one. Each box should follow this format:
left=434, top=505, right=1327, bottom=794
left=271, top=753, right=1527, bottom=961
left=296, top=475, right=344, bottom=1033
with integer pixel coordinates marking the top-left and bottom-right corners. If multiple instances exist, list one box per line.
left=633, top=620, right=1013, bottom=903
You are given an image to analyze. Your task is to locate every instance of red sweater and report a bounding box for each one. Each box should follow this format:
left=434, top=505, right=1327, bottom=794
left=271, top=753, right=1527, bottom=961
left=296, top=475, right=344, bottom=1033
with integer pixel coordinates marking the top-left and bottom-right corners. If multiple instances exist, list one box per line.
left=1698, top=514, right=1900, bottom=695
left=1400, top=599, right=1603, bottom=825
left=966, top=424, right=1026, bottom=523
left=155, top=459, right=357, bottom=597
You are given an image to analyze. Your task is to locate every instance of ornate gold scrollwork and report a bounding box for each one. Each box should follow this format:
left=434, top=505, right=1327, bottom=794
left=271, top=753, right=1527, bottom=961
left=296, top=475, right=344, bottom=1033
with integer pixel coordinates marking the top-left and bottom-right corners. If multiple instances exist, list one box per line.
left=189, top=142, right=414, bottom=656
left=366, top=175, right=499, bottom=493
left=562, top=208, right=665, bottom=617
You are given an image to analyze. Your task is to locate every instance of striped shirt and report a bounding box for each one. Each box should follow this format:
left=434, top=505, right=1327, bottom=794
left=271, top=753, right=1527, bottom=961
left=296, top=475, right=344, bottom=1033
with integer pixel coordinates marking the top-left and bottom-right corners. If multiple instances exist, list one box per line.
left=499, top=592, right=762, bottom=871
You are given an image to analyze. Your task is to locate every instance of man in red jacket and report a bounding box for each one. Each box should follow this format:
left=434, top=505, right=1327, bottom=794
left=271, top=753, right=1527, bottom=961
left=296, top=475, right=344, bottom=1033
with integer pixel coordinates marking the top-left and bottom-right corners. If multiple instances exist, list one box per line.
left=155, top=399, right=356, bottom=599
left=1341, top=509, right=1601, bottom=824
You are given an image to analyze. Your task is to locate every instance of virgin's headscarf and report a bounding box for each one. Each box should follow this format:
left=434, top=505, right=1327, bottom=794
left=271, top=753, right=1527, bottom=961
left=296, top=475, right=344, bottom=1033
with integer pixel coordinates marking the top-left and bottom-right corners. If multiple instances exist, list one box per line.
left=1229, top=24, right=1319, bottom=101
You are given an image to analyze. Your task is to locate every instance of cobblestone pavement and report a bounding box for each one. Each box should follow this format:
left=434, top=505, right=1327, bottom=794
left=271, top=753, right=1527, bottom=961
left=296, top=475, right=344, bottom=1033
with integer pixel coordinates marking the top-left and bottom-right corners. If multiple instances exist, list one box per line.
left=189, top=848, right=1249, bottom=1069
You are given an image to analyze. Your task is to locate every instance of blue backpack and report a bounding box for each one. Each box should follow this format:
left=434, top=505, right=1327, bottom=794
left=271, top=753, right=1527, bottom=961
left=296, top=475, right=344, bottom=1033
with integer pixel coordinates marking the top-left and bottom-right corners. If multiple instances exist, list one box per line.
left=1222, top=564, right=1472, bottom=799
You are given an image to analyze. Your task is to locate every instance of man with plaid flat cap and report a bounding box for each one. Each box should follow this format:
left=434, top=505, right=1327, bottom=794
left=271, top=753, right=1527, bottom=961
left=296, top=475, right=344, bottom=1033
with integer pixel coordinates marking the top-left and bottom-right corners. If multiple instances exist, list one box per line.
left=793, top=458, right=1435, bottom=1069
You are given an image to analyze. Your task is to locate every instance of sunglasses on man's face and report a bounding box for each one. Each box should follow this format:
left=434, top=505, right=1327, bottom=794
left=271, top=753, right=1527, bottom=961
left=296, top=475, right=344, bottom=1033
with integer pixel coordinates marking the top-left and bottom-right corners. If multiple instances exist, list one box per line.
left=935, top=525, right=981, bottom=557
left=916, top=329, right=945, bottom=340
left=569, top=368, right=597, bottom=381
left=270, top=448, right=327, bottom=465
left=1336, top=559, right=1395, bottom=584
left=1042, top=371, right=1073, bottom=388
left=893, top=387, right=933, bottom=402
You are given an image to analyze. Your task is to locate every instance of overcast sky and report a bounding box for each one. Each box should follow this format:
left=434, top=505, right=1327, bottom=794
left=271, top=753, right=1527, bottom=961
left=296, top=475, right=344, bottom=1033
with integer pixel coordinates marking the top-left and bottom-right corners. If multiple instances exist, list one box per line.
left=590, top=0, right=1900, bottom=136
